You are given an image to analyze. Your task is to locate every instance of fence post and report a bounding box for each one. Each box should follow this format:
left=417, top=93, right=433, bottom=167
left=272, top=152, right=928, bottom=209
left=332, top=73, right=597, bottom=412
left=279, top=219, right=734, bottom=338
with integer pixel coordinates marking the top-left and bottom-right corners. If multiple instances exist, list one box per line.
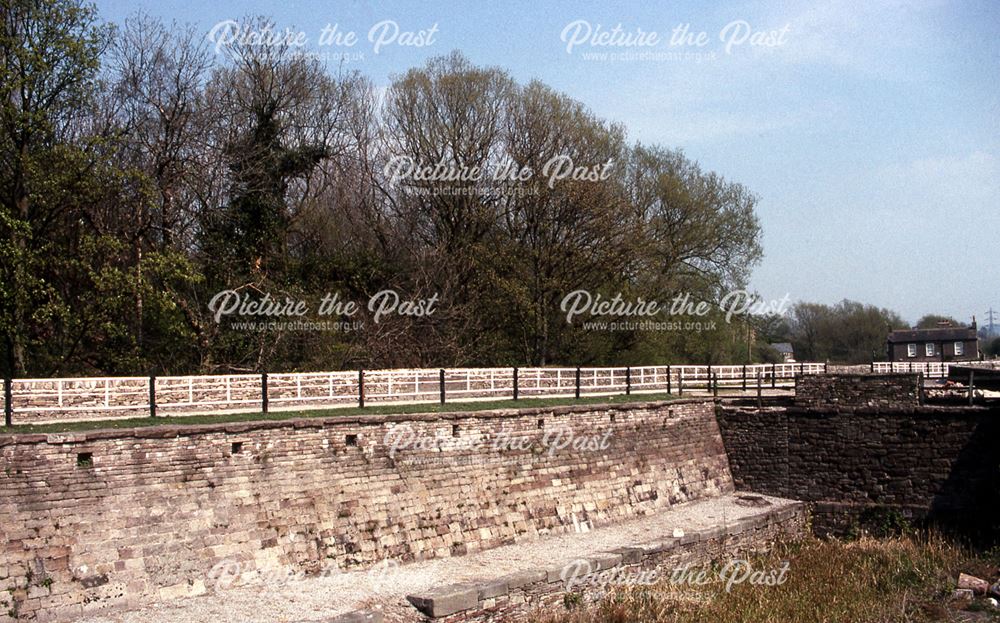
left=439, top=369, right=446, bottom=405
left=575, top=367, right=581, bottom=399
left=625, top=366, right=631, bottom=396
left=870, top=360, right=874, bottom=373
left=678, top=370, right=684, bottom=396
left=771, top=363, right=776, bottom=388
left=823, top=362, right=828, bottom=374
left=358, top=369, right=365, bottom=408
left=918, top=372, right=925, bottom=406
left=742, top=365, right=747, bottom=391
left=148, top=375, right=157, bottom=418
left=968, top=370, right=975, bottom=405
left=4, top=377, right=12, bottom=427
left=667, top=365, right=672, bottom=394
left=706, top=364, right=712, bottom=393
left=799, top=362, right=804, bottom=376
left=513, top=367, right=519, bottom=401
left=261, top=372, right=269, bottom=414
left=756, top=373, right=762, bottom=410
left=712, top=373, right=718, bottom=397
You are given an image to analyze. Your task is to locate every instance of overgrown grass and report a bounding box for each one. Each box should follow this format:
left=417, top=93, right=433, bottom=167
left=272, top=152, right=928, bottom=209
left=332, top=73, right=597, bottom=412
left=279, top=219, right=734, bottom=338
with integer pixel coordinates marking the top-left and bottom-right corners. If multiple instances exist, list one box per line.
left=3, top=391, right=679, bottom=434
left=541, top=534, right=1000, bottom=623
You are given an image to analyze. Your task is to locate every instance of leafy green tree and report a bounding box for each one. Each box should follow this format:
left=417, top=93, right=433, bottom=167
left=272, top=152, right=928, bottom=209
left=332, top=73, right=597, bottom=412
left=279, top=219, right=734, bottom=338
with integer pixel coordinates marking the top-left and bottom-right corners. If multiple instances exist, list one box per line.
left=788, top=300, right=905, bottom=364
left=0, top=0, right=111, bottom=375
left=914, top=314, right=961, bottom=329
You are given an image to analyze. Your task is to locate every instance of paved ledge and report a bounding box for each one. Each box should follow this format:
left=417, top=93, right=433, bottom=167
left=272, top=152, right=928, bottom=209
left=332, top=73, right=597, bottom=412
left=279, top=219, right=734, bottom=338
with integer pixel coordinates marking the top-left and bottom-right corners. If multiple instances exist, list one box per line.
left=72, top=493, right=806, bottom=623
left=402, top=496, right=808, bottom=620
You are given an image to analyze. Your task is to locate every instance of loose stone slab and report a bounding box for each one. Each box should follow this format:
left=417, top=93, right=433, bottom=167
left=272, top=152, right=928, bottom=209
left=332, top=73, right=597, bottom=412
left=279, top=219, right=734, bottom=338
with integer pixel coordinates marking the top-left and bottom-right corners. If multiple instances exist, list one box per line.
left=407, top=584, right=479, bottom=618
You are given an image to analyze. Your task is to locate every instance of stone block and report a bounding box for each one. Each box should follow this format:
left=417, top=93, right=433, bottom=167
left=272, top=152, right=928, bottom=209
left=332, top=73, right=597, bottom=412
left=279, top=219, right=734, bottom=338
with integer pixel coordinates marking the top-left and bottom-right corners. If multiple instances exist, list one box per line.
left=406, top=583, right=479, bottom=618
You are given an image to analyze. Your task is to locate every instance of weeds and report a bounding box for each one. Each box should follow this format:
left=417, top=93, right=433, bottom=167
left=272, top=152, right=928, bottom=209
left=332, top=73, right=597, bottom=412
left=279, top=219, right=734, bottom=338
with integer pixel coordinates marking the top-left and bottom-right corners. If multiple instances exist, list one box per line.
left=539, top=534, right=1000, bottom=623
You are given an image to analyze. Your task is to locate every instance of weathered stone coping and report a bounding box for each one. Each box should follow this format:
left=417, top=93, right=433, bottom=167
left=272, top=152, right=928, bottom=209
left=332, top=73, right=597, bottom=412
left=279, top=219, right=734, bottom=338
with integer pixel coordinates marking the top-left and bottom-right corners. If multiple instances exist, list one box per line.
left=783, top=405, right=992, bottom=416
left=402, top=499, right=808, bottom=619
left=0, top=398, right=714, bottom=446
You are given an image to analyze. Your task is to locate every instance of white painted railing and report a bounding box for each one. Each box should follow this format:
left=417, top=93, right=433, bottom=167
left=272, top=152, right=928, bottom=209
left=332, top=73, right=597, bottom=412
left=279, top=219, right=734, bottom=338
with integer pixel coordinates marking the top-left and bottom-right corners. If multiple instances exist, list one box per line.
left=4, top=362, right=828, bottom=424
left=870, top=361, right=975, bottom=378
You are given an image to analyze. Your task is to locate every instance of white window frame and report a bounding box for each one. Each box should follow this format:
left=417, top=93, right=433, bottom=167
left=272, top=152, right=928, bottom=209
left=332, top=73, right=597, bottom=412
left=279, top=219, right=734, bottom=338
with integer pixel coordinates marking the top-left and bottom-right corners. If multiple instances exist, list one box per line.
left=907, top=343, right=917, bottom=358
left=954, top=341, right=964, bottom=356
left=925, top=343, right=935, bottom=357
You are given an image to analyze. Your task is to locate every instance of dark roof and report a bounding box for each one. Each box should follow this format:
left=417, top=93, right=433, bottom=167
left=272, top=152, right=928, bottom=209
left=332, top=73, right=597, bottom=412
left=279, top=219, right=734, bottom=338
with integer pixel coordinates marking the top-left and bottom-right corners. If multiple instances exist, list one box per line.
left=887, top=326, right=978, bottom=343
left=770, top=342, right=794, bottom=354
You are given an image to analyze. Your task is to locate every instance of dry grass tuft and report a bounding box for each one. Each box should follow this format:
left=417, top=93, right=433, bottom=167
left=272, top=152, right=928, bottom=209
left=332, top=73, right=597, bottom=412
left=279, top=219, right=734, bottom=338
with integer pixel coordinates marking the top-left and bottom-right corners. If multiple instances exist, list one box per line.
left=540, top=534, right=1000, bottom=623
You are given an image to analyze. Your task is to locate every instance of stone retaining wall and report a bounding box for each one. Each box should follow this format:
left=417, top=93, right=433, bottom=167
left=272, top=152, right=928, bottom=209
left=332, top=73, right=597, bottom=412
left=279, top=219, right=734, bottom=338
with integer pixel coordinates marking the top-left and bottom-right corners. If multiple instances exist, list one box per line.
left=717, top=402, right=1000, bottom=536
left=0, top=399, right=732, bottom=622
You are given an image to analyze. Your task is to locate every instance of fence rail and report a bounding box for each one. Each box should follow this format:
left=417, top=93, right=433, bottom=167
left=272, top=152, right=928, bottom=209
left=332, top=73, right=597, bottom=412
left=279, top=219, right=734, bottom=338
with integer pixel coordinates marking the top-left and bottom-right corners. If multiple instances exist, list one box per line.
left=1, top=362, right=833, bottom=425
left=869, top=361, right=983, bottom=378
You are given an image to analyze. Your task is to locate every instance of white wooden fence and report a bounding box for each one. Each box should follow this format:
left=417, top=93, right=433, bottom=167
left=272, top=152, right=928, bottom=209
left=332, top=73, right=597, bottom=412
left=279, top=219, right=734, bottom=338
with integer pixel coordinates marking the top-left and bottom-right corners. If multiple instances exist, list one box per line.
left=4, top=363, right=827, bottom=425
left=870, top=361, right=980, bottom=378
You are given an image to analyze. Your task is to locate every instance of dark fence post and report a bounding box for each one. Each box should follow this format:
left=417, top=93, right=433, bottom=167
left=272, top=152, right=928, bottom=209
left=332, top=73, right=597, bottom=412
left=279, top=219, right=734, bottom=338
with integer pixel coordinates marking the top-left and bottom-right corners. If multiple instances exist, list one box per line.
left=513, top=367, right=519, bottom=401
left=799, top=362, right=804, bottom=376
left=4, top=377, right=12, bottom=427
left=918, top=371, right=925, bottom=405
left=706, top=364, right=712, bottom=393
left=823, top=362, right=828, bottom=374
left=756, top=373, right=763, bottom=410
left=678, top=370, right=684, bottom=396
left=148, top=375, right=157, bottom=418
left=968, top=370, right=975, bottom=405
left=667, top=365, right=672, bottom=395
left=870, top=360, right=874, bottom=373
left=261, top=372, right=269, bottom=414
left=771, top=363, right=776, bottom=388
left=742, top=365, right=747, bottom=391
left=439, top=369, right=446, bottom=405
left=625, top=366, right=631, bottom=396
left=358, top=369, right=365, bottom=408
left=712, top=373, right=718, bottom=397
left=575, top=366, right=581, bottom=399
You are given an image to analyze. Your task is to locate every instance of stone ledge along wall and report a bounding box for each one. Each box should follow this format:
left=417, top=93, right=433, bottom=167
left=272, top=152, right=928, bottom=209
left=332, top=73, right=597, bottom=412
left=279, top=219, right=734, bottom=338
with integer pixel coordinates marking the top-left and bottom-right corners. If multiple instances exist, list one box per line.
left=416, top=501, right=809, bottom=622
left=0, top=400, right=733, bottom=622
left=794, top=373, right=921, bottom=409
left=717, top=402, right=1000, bottom=537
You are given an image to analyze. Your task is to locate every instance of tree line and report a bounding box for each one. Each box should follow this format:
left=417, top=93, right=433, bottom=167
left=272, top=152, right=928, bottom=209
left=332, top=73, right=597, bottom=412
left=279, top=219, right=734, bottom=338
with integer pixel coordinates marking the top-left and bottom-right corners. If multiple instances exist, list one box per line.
left=0, top=1, right=941, bottom=377
left=760, top=303, right=983, bottom=364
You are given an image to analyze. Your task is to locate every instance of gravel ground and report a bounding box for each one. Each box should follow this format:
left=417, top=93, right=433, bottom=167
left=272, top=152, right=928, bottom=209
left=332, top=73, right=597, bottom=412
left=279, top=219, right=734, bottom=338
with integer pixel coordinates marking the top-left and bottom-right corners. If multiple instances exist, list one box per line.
left=74, top=493, right=797, bottom=623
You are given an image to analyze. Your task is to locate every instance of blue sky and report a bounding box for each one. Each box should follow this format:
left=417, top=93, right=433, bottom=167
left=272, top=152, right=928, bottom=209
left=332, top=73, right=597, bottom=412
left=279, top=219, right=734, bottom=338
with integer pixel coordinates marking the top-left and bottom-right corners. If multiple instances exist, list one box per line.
left=94, top=0, right=1000, bottom=326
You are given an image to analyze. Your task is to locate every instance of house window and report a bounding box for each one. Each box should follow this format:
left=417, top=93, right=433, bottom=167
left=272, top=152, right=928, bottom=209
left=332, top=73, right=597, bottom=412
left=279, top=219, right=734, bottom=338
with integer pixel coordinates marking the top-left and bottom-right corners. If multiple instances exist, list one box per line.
left=954, top=342, right=964, bottom=356
left=925, top=343, right=935, bottom=357
left=907, top=344, right=917, bottom=358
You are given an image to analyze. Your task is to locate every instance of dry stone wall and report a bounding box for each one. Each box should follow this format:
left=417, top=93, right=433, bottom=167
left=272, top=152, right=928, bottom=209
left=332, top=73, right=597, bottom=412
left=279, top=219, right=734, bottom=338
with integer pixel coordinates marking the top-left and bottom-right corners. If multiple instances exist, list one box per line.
left=0, top=399, right=732, bottom=622
left=794, top=373, right=921, bottom=409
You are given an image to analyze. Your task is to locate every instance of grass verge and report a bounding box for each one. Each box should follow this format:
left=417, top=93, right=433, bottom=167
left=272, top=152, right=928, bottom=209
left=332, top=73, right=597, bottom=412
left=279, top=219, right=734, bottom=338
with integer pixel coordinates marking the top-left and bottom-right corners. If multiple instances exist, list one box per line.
left=3, top=391, right=679, bottom=434
left=541, top=534, right=1000, bottom=623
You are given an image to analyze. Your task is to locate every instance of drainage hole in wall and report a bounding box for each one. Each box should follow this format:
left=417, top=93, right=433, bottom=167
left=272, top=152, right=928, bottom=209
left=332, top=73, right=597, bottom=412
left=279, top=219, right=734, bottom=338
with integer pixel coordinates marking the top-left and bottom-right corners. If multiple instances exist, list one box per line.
left=76, top=452, right=93, bottom=469
left=231, top=442, right=243, bottom=455
left=346, top=434, right=358, bottom=447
